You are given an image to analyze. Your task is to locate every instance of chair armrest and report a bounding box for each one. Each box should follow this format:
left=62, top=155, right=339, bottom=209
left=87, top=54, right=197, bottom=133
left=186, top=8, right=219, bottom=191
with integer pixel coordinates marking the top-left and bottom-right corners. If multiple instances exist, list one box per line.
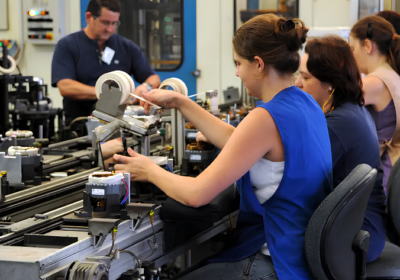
left=352, top=230, right=370, bottom=280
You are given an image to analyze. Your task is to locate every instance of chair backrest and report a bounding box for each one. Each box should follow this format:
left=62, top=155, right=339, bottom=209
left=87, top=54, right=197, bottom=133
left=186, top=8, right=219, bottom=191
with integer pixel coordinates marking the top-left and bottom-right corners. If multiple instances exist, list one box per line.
left=388, top=161, right=400, bottom=238
left=304, top=164, right=377, bottom=280
left=386, top=156, right=400, bottom=195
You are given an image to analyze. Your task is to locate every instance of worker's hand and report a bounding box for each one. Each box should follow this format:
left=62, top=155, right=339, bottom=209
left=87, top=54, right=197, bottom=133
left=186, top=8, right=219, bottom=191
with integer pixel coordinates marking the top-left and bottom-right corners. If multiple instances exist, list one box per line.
left=141, top=89, right=182, bottom=114
left=101, top=138, right=123, bottom=159
left=196, top=131, right=210, bottom=143
left=129, top=83, right=150, bottom=105
left=113, top=148, right=156, bottom=182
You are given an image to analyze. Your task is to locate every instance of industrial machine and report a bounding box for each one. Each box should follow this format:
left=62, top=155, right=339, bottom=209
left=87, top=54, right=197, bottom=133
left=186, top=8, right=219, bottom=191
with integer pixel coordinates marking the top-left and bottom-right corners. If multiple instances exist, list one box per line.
left=0, top=166, right=239, bottom=280
left=0, top=41, right=62, bottom=140
left=0, top=71, right=239, bottom=280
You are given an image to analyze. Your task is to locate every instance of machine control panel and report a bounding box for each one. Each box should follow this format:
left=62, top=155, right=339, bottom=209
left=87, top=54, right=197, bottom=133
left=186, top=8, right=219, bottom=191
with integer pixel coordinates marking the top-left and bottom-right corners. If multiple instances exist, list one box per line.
left=23, top=0, right=65, bottom=45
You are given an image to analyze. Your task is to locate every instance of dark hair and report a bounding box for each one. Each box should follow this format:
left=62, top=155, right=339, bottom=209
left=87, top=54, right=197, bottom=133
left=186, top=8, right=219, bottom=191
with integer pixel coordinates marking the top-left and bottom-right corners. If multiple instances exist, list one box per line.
left=377, top=11, right=400, bottom=34
left=232, top=14, right=309, bottom=75
left=305, top=35, right=364, bottom=108
left=351, top=15, right=400, bottom=75
left=86, top=0, right=121, bottom=18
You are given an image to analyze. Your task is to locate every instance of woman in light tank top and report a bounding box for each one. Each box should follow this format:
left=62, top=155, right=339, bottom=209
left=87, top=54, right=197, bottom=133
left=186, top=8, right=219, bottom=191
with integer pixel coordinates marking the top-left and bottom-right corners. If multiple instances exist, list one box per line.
left=350, top=15, right=400, bottom=191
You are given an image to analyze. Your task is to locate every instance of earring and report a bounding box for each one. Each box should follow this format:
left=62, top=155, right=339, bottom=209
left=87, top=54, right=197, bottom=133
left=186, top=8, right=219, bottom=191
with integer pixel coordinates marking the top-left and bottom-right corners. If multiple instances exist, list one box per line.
left=329, top=87, right=332, bottom=91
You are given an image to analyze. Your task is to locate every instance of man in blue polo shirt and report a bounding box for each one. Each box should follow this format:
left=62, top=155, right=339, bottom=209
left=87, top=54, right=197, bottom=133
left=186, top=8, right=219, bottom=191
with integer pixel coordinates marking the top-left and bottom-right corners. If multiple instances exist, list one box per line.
left=51, top=0, right=160, bottom=125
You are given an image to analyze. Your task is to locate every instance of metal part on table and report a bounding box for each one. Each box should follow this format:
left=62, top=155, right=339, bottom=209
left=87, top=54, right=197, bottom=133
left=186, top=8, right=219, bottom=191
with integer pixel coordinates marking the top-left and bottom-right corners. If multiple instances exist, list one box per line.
left=125, top=105, right=145, bottom=117
left=0, top=152, right=41, bottom=186
left=48, top=136, right=89, bottom=149
left=0, top=167, right=100, bottom=208
left=89, top=218, right=121, bottom=248
left=126, top=203, right=157, bottom=230
left=0, top=200, right=83, bottom=239
left=0, top=136, right=35, bottom=153
left=92, top=111, right=159, bottom=138
left=86, top=117, right=103, bottom=141
left=66, top=260, right=109, bottom=280
left=92, top=84, right=161, bottom=135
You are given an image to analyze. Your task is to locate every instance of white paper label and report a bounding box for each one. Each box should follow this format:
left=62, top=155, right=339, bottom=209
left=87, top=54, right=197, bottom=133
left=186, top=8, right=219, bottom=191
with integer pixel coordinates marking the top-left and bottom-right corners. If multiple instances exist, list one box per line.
left=92, top=189, right=105, bottom=195
left=102, top=46, right=115, bottom=65
left=187, top=132, right=197, bottom=138
left=190, top=154, right=202, bottom=161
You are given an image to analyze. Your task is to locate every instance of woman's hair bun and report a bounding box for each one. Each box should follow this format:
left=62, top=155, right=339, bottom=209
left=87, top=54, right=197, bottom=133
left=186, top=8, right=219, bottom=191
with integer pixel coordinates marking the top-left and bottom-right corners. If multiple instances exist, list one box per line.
left=233, top=14, right=309, bottom=74
left=275, top=18, right=308, bottom=52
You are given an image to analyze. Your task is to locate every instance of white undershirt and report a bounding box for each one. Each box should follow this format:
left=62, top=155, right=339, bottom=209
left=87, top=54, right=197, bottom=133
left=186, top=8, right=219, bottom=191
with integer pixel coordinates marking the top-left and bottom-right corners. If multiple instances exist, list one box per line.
left=249, top=157, right=284, bottom=255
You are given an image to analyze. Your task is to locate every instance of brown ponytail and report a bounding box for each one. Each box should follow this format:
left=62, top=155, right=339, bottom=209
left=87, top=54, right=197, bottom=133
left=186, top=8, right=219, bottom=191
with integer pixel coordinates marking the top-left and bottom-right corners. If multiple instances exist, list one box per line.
left=389, top=35, right=400, bottom=75
left=233, top=14, right=309, bottom=75
left=351, top=15, right=400, bottom=74
left=377, top=11, right=400, bottom=34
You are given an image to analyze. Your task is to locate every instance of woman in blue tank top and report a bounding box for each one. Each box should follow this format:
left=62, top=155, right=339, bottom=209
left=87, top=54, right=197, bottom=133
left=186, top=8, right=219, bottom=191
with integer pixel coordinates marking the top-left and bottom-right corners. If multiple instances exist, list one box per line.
left=296, top=35, right=386, bottom=263
left=114, top=14, right=333, bottom=279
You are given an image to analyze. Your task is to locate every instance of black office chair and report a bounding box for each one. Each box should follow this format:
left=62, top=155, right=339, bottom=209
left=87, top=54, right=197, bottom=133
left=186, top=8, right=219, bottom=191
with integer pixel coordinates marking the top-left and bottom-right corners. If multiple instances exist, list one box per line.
left=366, top=161, right=400, bottom=279
left=386, top=156, right=400, bottom=195
left=304, top=164, right=377, bottom=280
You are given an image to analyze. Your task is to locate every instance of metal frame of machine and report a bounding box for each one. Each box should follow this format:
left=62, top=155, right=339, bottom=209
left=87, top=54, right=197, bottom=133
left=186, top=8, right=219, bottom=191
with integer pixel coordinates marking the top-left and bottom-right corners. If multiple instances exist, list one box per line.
left=0, top=72, right=239, bottom=280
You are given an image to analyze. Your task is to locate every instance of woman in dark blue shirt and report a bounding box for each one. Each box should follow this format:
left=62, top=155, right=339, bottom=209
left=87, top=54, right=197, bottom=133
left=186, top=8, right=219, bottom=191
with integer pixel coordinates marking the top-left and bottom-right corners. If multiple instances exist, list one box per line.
left=296, top=35, right=387, bottom=262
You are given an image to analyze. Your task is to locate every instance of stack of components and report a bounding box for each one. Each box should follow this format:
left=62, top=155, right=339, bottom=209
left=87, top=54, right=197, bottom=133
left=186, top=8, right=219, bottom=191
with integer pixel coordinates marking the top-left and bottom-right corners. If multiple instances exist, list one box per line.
left=76, top=171, right=130, bottom=219
left=0, top=130, right=35, bottom=152
left=181, top=123, right=218, bottom=176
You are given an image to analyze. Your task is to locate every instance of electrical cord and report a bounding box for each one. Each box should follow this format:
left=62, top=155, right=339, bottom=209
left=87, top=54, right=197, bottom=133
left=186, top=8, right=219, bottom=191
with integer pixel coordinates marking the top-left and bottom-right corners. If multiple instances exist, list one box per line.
left=121, top=178, right=128, bottom=205
left=107, top=239, right=115, bottom=257
left=120, top=250, right=140, bottom=269
left=107, top=226, right=118, bottom=257
left=141, top=210, right=157, bottom=266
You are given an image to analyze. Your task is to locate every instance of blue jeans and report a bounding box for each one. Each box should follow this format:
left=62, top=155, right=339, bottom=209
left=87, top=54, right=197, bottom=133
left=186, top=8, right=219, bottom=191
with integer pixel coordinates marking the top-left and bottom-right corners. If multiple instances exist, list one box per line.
left=178, top=252, right=277, bottom=280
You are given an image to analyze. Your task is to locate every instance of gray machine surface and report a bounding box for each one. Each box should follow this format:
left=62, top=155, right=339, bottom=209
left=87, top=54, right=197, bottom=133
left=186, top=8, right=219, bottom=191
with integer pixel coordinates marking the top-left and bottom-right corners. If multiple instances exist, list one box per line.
left=0, top=212, right=164, bottom=280
left=0, top=204, right=238, bottom=280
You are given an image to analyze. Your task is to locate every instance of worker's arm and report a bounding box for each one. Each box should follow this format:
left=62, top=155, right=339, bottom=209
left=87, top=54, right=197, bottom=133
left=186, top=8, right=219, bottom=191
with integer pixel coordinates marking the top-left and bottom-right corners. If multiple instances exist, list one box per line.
left=114, top=107, right=277, bottom=207
left=145, top=74, right=161, bottom=88
left=57, top=79, right=97, bottom=100
left=130, top=74, right=162, bottom=104
left=101, top=138, right=124, bottom=159
left=142, top=89, right=235, bottom=150
left=362, top=75, right=386, bottom=105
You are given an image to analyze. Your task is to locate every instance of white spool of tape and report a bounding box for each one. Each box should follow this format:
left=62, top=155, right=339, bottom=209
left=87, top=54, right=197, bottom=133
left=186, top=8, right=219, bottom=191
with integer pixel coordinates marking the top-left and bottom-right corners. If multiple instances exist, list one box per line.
left=0, top=55, right=16, bottom=74
left=159, top=78, right=188, bottom=96
left=88, top=172, right=124, bottom=185
left=95, top=71, right=133, bottom=105
left=8, top=146, right=38, bottom=156
left=5, top=130, right=33, bottom=138
left=113, top=70, right=135, bottom=94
